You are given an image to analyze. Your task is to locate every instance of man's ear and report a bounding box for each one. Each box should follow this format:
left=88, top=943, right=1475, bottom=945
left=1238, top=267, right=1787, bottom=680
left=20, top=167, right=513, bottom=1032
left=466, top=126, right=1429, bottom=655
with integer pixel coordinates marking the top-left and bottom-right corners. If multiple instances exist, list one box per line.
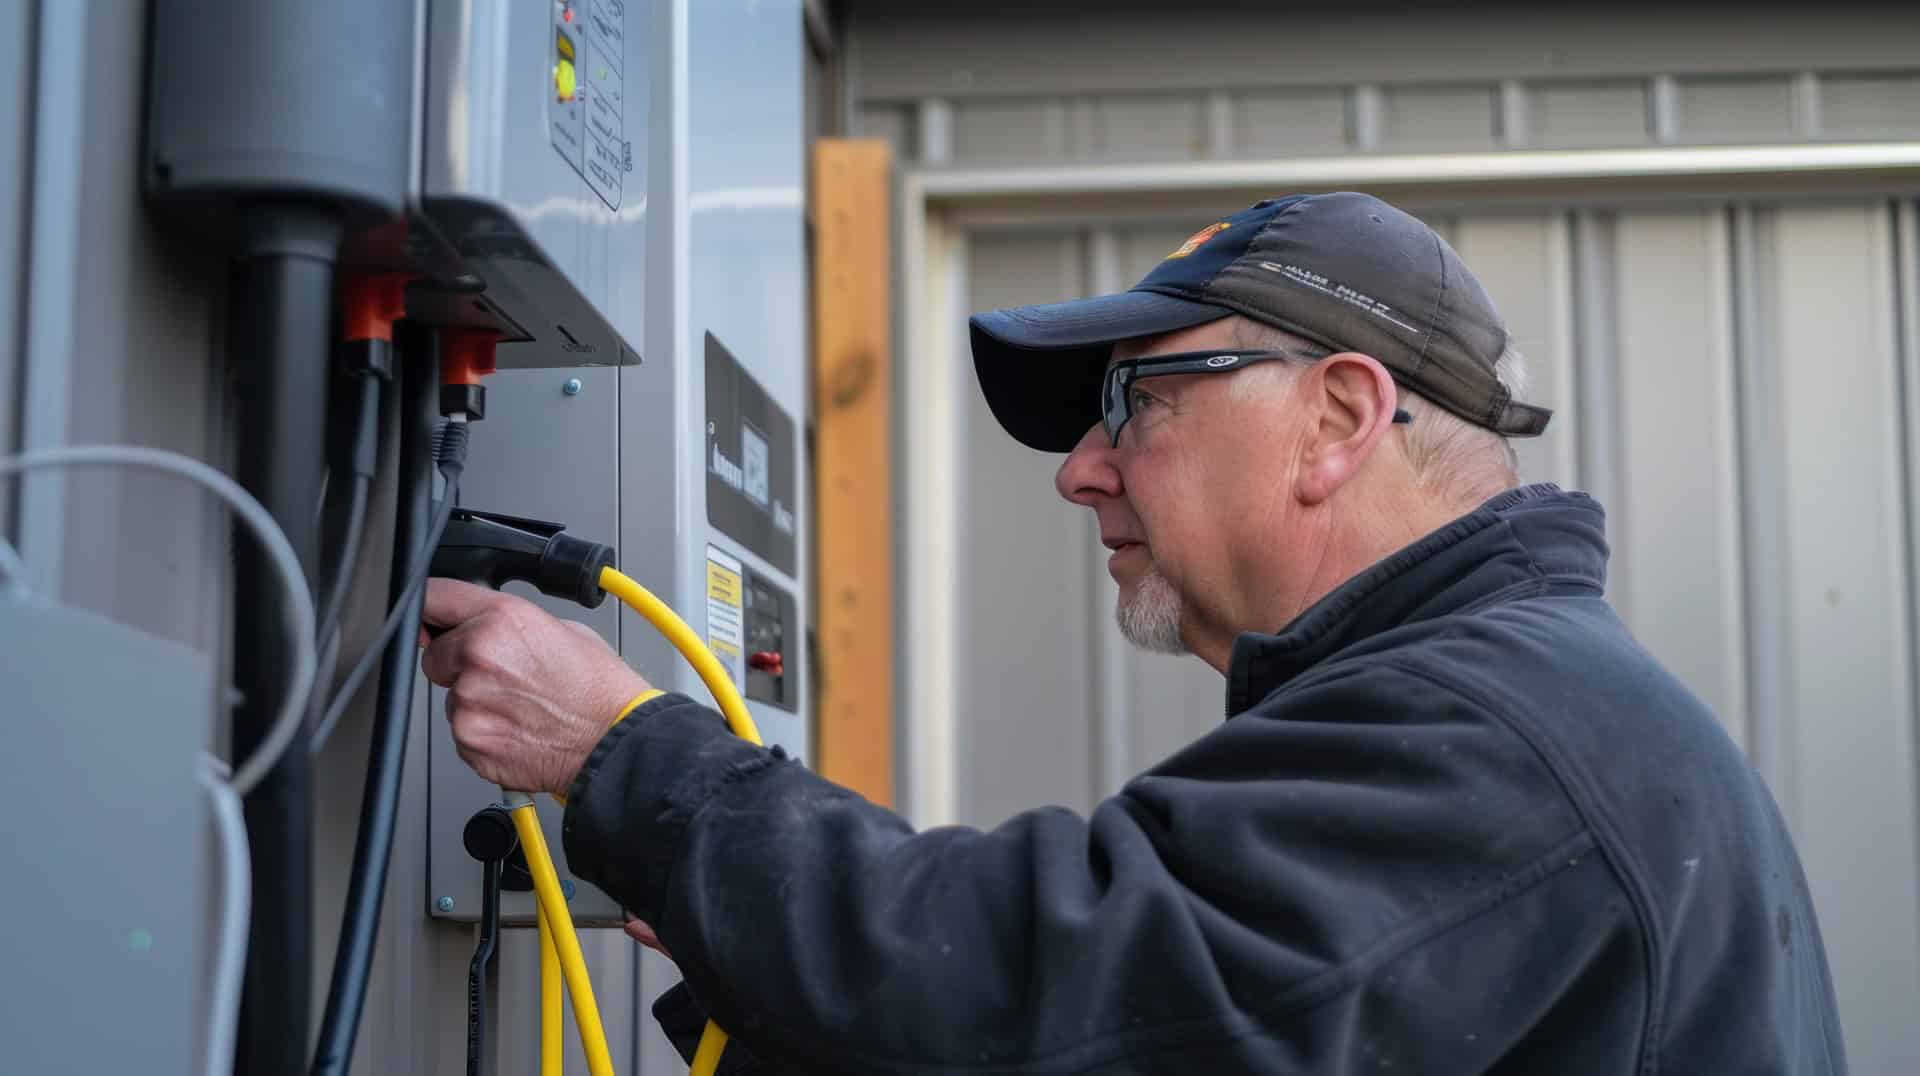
left=1294, top=352, right=1398, bottom=505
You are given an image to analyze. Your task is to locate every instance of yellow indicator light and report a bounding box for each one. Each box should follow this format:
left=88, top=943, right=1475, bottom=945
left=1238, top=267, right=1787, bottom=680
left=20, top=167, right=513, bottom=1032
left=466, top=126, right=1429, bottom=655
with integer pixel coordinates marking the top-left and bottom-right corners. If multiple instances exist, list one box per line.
left=554, top=59, right=578, bottom=102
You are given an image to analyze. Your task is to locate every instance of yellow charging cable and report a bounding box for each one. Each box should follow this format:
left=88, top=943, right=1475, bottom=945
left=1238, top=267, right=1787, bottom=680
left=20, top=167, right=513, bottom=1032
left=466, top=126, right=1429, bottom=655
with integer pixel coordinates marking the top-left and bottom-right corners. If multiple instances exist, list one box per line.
left=513, top=565, right=763, bottom=1076
left=536, top=904, right=563, bottom=1076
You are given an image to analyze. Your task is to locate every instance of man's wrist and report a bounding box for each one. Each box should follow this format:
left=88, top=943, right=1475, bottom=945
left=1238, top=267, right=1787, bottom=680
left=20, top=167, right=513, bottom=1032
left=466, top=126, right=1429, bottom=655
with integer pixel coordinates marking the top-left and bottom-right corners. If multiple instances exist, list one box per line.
left=553, top=689, right=665, bottom=802
left=614, top=688, right=666, bottom=726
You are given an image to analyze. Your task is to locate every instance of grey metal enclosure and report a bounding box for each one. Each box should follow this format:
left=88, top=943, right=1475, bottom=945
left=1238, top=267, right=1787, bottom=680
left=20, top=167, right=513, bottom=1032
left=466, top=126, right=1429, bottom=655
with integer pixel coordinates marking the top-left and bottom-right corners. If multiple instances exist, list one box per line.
left=1, top=1, right=808, bottom=1073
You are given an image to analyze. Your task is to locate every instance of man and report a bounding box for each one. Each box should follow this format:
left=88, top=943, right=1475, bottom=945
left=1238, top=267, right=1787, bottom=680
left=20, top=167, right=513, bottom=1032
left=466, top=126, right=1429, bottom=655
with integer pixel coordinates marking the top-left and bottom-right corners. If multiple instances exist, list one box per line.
left=423, top=192, right=1845, bottom=1073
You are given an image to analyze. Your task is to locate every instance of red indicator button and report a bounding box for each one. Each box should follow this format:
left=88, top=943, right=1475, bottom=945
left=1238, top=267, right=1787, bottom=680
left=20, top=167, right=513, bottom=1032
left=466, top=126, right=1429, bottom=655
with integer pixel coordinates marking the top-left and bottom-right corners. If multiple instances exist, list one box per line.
left=748, top=651, right=784, bottom=676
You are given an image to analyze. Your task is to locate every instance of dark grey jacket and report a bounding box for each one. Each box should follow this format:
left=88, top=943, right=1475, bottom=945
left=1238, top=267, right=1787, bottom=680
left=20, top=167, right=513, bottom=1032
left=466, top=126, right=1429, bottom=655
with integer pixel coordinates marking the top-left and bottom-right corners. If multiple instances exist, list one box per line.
left=563, top=485, right=1845, bottom=1074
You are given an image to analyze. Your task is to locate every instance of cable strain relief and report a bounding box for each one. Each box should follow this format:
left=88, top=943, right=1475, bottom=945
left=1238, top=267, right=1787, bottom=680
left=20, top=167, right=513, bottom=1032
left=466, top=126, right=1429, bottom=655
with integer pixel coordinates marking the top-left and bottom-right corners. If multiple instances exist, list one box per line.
left=433, top=420, right=470, bottom=476
left=440, top=383, right=486, bottom=420
left=336, top=338, right=395, bottom=379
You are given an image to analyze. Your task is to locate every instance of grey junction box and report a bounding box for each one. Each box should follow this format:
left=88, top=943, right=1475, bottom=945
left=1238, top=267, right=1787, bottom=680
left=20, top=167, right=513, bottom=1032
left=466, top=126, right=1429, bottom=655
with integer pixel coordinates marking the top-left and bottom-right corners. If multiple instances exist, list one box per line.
left=0, top=598, right=217, bottom=1076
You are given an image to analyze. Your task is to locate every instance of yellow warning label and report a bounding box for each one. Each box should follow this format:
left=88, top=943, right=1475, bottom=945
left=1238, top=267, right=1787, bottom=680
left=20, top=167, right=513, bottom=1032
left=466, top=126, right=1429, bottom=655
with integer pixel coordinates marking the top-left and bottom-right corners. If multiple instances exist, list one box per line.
left=705, top=546, right=746, bottom=687
left=707, top=561, right=741, bottom=605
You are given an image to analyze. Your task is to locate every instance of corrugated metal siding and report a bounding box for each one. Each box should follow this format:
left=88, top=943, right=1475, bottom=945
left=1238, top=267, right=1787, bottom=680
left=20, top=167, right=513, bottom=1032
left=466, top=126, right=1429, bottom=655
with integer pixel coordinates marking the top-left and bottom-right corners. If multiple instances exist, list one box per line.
left=867, top=66, right=1920, bottom=166
left=852, top=7, right=1920, bottom=167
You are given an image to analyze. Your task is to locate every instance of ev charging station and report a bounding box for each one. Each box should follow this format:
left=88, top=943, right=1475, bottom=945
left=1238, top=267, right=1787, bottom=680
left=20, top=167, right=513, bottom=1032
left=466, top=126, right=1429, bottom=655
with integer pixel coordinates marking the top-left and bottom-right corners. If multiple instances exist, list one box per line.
left=0, top=1, right=808, bottom=1073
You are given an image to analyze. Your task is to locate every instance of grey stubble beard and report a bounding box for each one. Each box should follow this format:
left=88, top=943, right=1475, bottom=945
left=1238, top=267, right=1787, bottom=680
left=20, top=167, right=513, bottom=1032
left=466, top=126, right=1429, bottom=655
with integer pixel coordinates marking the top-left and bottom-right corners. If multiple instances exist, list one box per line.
left=1116, top=562, right=1187, bottom=655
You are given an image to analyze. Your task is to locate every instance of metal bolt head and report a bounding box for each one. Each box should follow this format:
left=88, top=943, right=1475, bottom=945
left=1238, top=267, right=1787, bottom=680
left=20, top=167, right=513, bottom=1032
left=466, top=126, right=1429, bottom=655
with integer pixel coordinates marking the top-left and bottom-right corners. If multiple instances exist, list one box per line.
left=562, top=378, right=583, bottom=396
left=436, top=896, right=455, bottom=913
left=561, top=879, right=577, bottom=902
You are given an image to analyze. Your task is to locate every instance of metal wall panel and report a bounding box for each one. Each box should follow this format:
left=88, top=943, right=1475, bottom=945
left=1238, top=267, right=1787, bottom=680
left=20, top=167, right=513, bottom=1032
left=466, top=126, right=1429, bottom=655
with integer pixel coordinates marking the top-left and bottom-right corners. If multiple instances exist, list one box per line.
left=1451, top=213, right=1580, bottom=488
left=1076, top=95, right=1205, bottom=160
left=427, top=366, right=626, bottom=927
left=857, top=104, right=914, bottom=162
left=957, top=232, right=1099, bottom=823
left=851, top=7, right=1920, bottom=102
left=1766, top=203, right=1920, bottom=1075
left=0, top=0, right=30, bottom=474
left=1611, top=209, right=1749, bottom=743
left=18, top=0, right=229, bottom=649
left=1529, top=81, right=1649, bottom=147
left=1676, top=75, right=1797, bottom=142
left=1822, top=72, right=1920, bottom=136
left=1233, top=88, right=1349, bottom=157
left=852, top=6, right=1920, bottom=165
left=1381, top=84, right=1497, bottom=150
left=953, top=99, right=1064, bottom=162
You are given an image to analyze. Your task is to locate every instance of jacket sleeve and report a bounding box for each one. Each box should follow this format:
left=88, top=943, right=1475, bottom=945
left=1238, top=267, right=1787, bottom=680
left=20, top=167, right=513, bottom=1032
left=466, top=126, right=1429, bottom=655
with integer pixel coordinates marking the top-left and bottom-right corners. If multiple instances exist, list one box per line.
left=561, top=668, right=1643, bottom=1075
left=651, top=981, right=784, bottom=1075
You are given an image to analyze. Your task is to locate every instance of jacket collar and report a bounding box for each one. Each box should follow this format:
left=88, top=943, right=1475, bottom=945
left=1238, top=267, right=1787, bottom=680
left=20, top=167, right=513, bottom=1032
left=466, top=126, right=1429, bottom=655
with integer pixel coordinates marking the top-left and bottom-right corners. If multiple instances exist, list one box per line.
left=1225, top=484, right=1609, bottom=715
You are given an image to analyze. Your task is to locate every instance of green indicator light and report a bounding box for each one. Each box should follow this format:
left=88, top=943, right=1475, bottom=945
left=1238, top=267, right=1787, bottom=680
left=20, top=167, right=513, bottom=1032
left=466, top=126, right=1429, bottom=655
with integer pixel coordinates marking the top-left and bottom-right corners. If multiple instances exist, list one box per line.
left=128, top=928, right=154, bottom=953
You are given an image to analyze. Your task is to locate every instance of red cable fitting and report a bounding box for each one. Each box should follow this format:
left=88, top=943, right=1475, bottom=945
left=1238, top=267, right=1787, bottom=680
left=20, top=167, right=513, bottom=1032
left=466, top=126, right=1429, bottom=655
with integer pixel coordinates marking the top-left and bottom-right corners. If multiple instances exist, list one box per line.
left=340, top=272, right=413, bottom=343
left=440, top=327, right=499, bottom=386
left=438, top=326, right=500, bottom=419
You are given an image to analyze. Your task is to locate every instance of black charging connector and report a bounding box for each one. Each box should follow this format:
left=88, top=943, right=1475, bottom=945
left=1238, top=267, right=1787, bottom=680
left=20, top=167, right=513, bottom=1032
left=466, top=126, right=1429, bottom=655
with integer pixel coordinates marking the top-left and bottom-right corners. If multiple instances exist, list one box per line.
left=429, top=509, right=615, bottom=609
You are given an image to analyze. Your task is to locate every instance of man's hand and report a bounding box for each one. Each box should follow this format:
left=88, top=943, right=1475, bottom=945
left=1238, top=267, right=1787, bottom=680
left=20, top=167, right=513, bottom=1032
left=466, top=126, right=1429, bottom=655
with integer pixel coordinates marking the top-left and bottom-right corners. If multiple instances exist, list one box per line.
left=623, top=916, right=672, bottom=959
left=420, top=578, right=654, bottom=796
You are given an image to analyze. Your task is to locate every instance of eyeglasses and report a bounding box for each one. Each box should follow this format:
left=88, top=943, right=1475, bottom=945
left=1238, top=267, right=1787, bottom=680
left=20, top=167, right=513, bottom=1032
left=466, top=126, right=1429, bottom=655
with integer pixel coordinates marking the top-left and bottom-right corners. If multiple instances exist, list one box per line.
left=1100, top=348, right=1413, bottom=447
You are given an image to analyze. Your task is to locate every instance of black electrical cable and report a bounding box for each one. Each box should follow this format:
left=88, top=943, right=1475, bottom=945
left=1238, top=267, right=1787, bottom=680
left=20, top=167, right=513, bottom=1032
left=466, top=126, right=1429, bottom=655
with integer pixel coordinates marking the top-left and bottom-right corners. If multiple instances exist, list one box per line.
left=313, top=372, right=381, bottom=648
left=310, top=328, right=444, bottom=1076
left=460, top=807, right=517, bottom=1076
left=309, top=467, right=460, bottom=752
left=230, top=202, right=340, bottom=1076
left=466, top=856, right=504, bottom=1076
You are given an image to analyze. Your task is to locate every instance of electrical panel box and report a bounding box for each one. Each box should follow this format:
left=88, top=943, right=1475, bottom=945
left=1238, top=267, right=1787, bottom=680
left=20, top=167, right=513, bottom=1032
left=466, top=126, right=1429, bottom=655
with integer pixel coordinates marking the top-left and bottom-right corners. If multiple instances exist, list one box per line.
left=421, top=0, right=809, bottom=929
left=412, top=0, right=645, bottom=370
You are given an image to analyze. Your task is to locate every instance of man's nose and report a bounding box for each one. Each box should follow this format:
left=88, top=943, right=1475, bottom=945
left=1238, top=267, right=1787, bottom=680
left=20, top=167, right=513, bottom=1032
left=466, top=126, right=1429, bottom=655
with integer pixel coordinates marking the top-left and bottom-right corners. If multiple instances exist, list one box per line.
left=1055, top=423, right=1123, bottom=507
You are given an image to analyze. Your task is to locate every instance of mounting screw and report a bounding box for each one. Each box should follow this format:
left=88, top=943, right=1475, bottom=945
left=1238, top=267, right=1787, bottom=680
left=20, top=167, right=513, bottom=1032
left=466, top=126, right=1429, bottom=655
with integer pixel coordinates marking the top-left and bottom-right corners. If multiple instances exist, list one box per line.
left=436, top=896, right=455, bottom=913
left=561, top=879, right=577, bottom=902
left=562, top=378, right=583, bottom=396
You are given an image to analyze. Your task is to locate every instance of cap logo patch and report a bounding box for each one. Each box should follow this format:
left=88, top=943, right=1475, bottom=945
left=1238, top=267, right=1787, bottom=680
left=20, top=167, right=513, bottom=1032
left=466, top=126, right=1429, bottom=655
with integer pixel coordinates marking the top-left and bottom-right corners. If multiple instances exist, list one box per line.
left=1166, top=221, right=1230, bottom=259
left=1204, top=355, right=1238, bottom=368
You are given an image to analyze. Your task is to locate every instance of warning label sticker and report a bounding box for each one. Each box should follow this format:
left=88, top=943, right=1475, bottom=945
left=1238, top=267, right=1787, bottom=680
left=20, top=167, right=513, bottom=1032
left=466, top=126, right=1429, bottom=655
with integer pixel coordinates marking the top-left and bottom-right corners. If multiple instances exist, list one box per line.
left=705, top=546, right=745, bottom=689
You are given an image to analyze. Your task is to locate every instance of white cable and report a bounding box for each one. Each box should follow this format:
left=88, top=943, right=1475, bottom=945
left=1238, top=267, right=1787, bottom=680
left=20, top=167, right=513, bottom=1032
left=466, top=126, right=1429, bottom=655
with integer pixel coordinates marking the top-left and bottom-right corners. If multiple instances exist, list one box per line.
left=0, top=531, right=29, bottom=600
left=0, top=445, right=317, bottom=795
left=195, top=754, right=250, bottom=1076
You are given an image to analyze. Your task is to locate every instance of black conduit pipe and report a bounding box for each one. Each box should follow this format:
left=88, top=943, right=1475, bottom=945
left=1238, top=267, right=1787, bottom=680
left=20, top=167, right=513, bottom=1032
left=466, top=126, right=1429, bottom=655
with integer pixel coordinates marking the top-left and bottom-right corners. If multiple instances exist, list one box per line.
left=231, top=203, right=341, bottom=1076
left=310, top=324, right=439, bottom=1076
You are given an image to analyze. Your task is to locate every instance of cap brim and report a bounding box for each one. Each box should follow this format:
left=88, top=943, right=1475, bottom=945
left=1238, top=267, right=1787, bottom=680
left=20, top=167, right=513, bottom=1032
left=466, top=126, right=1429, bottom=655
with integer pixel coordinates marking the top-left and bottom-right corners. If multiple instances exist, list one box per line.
left=970, top=290, right=1231, bottom=452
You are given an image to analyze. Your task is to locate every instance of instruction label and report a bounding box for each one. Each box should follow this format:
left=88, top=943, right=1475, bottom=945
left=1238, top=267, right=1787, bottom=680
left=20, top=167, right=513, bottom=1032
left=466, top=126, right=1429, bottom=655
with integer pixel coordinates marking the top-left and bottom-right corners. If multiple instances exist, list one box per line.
left=551, top=0, right=624, bottom=210
left=704, top=546, right=746, bottom=689
left=705, top=333, right=798, bottom=575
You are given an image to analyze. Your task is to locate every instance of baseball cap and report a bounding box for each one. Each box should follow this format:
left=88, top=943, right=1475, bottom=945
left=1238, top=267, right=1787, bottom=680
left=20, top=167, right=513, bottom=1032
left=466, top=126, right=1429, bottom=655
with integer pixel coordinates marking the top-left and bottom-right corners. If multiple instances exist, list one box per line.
left=969, top=192, right=1553, bottom=452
